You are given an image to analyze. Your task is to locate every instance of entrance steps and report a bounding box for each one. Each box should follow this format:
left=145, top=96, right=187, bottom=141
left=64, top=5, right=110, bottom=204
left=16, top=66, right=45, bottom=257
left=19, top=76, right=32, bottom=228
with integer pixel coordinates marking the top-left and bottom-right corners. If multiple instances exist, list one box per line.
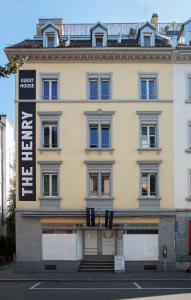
left=79, top=259, right=114, bottom=272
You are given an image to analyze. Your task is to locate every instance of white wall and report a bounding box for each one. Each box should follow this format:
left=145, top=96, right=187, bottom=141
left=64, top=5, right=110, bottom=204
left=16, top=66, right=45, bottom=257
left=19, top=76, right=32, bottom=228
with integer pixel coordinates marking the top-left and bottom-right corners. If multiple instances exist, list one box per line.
left=173, top=65, right=191, bottom=209
left=76, top=231, right=83, bottom=260
left=42, top=234, right=77, bottom=260
left=123, top=234, right=158, bottom=261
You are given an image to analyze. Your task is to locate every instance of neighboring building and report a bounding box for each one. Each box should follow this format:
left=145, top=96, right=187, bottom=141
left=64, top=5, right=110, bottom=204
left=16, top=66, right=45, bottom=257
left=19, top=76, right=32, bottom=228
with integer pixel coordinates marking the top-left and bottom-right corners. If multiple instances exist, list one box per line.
left=173, top=19, right=191, bottom=268
left=0, top=115, right=15, bottom=235
left=4, top=15, right=191, bottom=272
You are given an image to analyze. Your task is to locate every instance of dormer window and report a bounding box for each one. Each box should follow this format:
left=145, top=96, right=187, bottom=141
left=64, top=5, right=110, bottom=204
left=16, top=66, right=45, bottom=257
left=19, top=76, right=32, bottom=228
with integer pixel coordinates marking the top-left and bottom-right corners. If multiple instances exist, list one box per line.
left=47, top=33, right=55, bottom=48
left=95, top=34, right=103, bottom=47
left=91, top=22, right=107, bottom=48
left=138, top=22, right=156, bottom=47
left=143, top=35, right=151, bottom=47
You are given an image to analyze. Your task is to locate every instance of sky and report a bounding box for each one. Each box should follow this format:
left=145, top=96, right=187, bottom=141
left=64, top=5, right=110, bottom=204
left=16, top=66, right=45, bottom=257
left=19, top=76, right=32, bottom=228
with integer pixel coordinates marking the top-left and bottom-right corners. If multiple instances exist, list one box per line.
left=0, top=0, right=191, bottom=125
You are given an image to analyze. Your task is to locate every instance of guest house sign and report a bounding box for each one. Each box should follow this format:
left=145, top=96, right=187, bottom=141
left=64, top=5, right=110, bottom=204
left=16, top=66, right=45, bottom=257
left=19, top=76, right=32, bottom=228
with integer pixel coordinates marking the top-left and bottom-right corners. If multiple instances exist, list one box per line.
left=18, top=70, right=36, bottom=201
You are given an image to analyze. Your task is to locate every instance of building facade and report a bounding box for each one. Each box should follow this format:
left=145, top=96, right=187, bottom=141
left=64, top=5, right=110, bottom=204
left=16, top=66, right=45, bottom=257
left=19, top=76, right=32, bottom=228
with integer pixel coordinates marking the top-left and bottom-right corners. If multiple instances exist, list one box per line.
left=0, top=115, right=15, bottom=235
left=4, top=16, right=191, bottom=272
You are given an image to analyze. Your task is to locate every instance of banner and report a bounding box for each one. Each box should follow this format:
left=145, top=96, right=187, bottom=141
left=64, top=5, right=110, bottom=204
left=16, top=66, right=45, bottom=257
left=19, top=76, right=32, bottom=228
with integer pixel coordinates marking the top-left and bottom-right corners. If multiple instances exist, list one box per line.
left=19, top=70, right=36, bottom=100
left=86, top=208, right=95, bottom=227
left=105, top=210, right=113, bottom=229
left=18, top=70, right=36, bottom=201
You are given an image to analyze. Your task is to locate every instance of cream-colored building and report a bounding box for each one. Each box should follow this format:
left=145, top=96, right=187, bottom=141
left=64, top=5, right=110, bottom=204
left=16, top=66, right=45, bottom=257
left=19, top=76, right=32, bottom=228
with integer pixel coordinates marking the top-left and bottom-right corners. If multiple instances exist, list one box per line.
left=5, top=16, right=189, bottom=272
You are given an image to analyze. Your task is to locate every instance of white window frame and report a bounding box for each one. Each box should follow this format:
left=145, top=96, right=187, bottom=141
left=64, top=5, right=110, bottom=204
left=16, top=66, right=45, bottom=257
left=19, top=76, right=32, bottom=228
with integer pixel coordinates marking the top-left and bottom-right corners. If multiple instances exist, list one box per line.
left=88, top=121, right=111, bottom=149
left=141, top=124, right=157, bottom=149
left=42, top=122, right=58, bottom=149
left=42, top=173, right=58, bottom=198
left=40, top=162, right=61, bottom=200
left=87, top=73, right=112, bottom=100
left=41, top=73, right=60, bottom=101
left=141, top=171, right=157, bottom=197
left=139, top=73, right=158, bottom=100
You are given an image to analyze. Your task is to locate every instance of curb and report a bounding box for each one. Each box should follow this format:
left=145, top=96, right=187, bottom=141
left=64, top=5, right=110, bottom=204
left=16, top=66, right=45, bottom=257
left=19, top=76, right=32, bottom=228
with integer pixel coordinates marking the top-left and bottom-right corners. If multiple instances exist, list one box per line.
left=1, top=278, right=191, bottom=282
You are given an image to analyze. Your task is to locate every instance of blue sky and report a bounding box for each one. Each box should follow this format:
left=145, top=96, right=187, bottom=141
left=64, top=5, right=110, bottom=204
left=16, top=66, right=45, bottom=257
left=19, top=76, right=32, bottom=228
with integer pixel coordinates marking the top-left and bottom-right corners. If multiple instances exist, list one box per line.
left=0, top=0, right=191, bottom=125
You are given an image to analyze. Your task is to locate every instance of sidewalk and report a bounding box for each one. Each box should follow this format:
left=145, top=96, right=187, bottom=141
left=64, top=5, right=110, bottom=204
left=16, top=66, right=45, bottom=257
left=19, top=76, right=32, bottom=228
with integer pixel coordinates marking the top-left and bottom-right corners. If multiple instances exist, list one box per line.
left=1, top=263, right=191, bottom=282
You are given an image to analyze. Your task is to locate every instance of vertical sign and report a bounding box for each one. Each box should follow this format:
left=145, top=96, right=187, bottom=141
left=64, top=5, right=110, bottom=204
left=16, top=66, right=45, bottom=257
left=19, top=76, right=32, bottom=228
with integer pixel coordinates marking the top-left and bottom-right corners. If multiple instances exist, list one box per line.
left=86, top=208, right=95, bottom=227
left=105, top=210, right=113, bottom=229
left=18, top=70, right=36, bottom=201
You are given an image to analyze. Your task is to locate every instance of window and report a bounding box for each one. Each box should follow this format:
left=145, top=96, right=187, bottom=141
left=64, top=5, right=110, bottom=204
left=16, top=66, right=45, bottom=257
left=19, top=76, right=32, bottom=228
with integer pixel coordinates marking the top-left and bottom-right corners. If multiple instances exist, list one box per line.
left=43, top=79, right=58, bottom=100
left=43, top=173, right=58, bottom=197
left=141, top=125, right=156, bottom=148
left=40, top=162, right=61, bottom=201
left=95, top=34, right=103, bottom=47
left=137, top=111, right=160, bottom=150
left=43, top=122, right=58, bottom=148
left=141, top=172, right=157, bottom=197
left=47, top=34, right=55, bottom=48
left=86, top=163, right=113, bottom=199
left=141, top=78, right=156, bottom=100
left=143, top=35, right=151, bottom=47
left=88, top=74, right=111, bottom=100
left=38, top=111, right=61, bottom=150
left=41, top=73, right=59, bottom=100
left=138, top=161, right=160, bottom=200
left=85, top=110, right=114, bottom=150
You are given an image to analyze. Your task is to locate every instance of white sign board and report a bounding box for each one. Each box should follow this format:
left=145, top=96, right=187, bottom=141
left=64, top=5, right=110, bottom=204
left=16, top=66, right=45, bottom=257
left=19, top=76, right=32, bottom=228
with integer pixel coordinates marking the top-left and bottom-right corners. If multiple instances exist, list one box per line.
left=114, top=255, right=125, bottom=272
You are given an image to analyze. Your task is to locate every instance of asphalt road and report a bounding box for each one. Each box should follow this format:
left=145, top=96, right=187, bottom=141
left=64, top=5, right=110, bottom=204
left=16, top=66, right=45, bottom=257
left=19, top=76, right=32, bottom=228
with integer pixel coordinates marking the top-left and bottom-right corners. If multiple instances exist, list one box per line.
left=1, top=281, right=191, bottom=300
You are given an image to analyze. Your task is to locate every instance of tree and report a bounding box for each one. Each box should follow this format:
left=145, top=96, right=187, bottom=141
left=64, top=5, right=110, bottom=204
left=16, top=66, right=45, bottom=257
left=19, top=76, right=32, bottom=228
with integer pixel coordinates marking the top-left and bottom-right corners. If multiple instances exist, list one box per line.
left=0, top=58, right=25, bottom=78
left=5, top=177, right=16, bottom=234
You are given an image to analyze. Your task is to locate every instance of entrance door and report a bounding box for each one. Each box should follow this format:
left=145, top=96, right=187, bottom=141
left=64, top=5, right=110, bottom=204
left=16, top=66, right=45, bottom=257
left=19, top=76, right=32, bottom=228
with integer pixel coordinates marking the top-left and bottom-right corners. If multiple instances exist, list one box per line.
left=84, top=230, right=98, bottom=255
left=102, top=230, right=115, bottom=255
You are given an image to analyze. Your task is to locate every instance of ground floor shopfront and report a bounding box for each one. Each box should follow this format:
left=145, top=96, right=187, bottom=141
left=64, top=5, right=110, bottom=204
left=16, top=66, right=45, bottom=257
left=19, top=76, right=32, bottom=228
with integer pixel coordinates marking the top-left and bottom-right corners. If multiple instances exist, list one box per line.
left=15, top=210, right=178, bottom=272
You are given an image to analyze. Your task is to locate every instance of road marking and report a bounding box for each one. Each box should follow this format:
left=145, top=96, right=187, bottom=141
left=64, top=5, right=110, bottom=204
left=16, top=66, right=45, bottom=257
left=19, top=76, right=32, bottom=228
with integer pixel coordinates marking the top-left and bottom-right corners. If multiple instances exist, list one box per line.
left=29, top=282, right=41, bottom=290
left=133, top=281, right=142, bottom=289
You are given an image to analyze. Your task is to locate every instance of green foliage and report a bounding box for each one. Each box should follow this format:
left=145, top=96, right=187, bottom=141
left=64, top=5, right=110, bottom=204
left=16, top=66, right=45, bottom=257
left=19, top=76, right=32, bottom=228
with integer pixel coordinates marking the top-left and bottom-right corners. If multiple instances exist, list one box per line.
left=5, top=178, right=16, bottom=234
left=0, top=59, right=24, bottom=78
left=0, top=235, right=15, bottom=258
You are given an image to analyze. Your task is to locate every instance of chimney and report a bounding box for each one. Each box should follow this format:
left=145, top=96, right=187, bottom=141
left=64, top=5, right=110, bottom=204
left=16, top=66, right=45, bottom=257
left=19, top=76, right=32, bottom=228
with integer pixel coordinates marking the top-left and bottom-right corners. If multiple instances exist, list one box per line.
left=151, top=13, right=159, bottom=26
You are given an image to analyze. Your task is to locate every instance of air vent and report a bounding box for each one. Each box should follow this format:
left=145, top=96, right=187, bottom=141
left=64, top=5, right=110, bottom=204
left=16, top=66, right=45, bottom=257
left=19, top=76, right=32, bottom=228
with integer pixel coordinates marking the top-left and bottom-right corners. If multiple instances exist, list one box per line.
left=44, top=264, right=56, bottom=270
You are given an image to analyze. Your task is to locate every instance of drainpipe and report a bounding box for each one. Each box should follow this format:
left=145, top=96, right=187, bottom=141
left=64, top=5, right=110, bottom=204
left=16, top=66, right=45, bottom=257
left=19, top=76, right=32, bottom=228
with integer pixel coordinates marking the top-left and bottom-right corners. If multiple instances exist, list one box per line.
left=0, top=119, right=5, bottom=227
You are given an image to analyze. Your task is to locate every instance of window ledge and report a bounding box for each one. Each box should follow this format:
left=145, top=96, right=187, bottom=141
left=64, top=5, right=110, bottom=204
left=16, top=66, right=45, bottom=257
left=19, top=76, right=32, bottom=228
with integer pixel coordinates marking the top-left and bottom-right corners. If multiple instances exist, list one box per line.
left=85, top=197, right=114, bottom=201
left=138, top=197, right=161, bottom=201
left=185, top=148, right=191, bottom=153
left=186, top=197, right=191, bottom=201
left=39, top=197, right=61, bottom=201
left=85, top=148, right=114, bottom=153
left=39, top=148, right=61, bottom=153
left=138, top=148, right=161, bottom=153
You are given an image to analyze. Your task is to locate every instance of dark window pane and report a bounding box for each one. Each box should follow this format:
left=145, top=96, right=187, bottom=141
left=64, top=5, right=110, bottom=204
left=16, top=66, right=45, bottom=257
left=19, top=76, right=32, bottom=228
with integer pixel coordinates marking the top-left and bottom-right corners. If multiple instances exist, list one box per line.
left=51, top=81, right=57, bottom=99
left=149, top=80, right=155, bottom=99
left=43, top=81, right=49, bottom=100
left=90, top=126, right=98, bottom=148
left=149, top=126, right=156, bottom=147
left=52, top=175, right=58, bottom=196
left=141, top=126, right=148, bottom=148
left=43, top=175, right=49, bottom=196
left=47, top=36, right=54, bottom=48
left=96, top=37, right=103, bottom=47
left=150, top=136, right=156, bottom=148
left=144, top=36, right=151, bottom=47
left=90, top=174, right=98, bottom=195
left=89, top=80, right=98, bottom=99
left=44, top=126, right=50, bottom=148
left=141, top=80, right=147, bottom=99
left=101, top=126, right=110, bottom=148
left=101, top=80, right=110, bottom=100
left=52, top=127, right=58, bottom=148
left=141, top=173, right=148, bottom=196
left=150, top=174, right=156, bottom=196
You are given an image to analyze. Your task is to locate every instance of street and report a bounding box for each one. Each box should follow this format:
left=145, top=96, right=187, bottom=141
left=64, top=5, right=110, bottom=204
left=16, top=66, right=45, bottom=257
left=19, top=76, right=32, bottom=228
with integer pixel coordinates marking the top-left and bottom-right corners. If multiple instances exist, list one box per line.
left=1, top=280, right=191, bottom=300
